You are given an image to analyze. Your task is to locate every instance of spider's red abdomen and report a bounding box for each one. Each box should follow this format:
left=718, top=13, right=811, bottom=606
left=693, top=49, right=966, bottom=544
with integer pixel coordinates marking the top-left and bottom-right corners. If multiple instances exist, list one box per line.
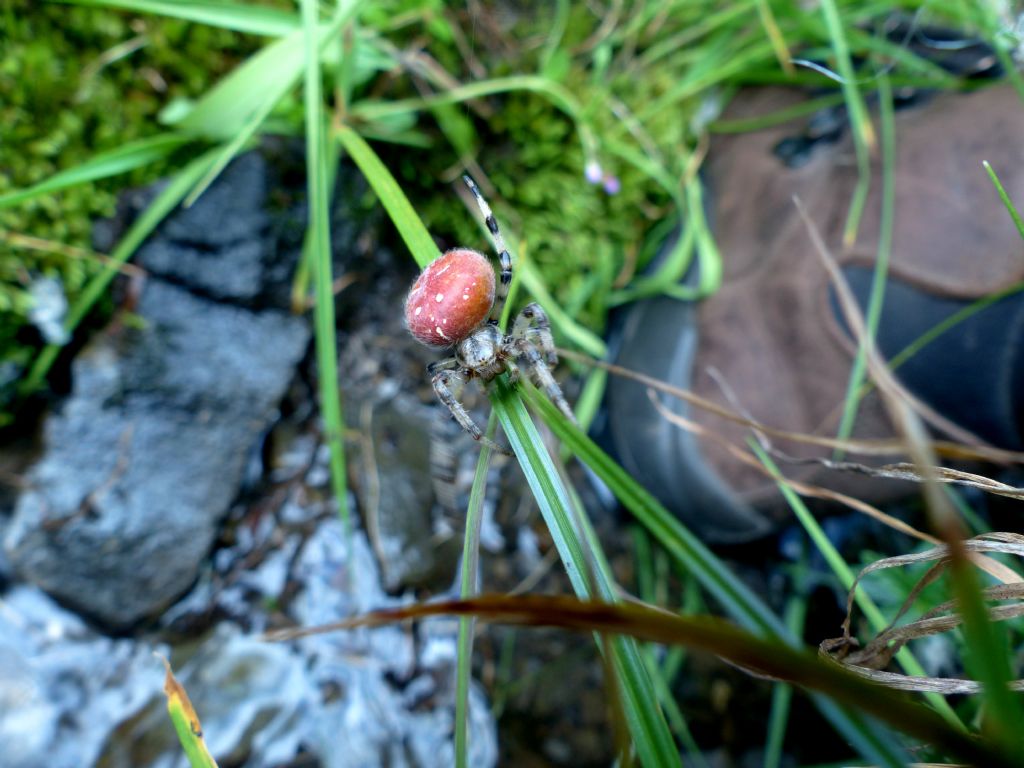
left=405, top=248, right=495, bottom=347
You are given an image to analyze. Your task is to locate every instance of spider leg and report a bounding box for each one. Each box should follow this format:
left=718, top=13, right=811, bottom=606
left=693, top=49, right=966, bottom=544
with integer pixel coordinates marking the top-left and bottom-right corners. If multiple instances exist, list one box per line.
left=431, top=366, right=512, bottom=455
left=463, top=175, right=512, bottom=324
left=427, top=356, right=460, bottom=376
left=512, top=302, right=557, bottom=366
left=505, top=358, right=522, bottom=384
left=512, top=338, right=577, bottom=425
left=429, top=414, right=460, bottom=515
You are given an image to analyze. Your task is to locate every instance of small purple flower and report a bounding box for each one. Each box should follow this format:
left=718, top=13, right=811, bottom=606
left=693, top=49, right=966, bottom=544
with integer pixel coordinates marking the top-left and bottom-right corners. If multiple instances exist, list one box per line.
left=584, top=160, right=603, bottom=185
left=602, top=173, right=621, bottom=195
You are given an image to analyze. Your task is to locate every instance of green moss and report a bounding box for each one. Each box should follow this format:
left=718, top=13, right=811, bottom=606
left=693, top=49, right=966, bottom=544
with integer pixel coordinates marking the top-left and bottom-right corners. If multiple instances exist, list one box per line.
left=384, top=5, right=693, bottom=333
left=0, top=0, right=262, bottom=408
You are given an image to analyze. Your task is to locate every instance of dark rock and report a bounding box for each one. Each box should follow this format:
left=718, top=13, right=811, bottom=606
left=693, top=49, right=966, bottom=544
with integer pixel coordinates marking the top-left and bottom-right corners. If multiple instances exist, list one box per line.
left=3, top=280, right=309, bottom=629
left=134, top=153, right=283, bottom=306
left=0, top=586, right=165, bottom=768
left=0, top=516, right=499, bottom=767
left=352, top=394, right=462, bottom=592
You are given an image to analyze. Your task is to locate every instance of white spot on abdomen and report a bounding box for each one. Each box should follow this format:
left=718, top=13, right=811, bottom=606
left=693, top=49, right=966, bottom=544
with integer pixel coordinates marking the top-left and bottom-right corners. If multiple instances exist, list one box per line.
left=435, top=293, right=444, bottom=302
left=414, top=306, right=422, bottom=316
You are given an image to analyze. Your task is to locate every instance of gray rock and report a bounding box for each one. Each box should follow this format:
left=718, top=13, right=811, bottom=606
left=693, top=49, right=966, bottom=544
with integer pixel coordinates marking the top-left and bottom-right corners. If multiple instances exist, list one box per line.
left=0, top=523, right=499, bottom=768
left=0, top=586, right=165, bottom=768
left=4, top=280, right=309, bottom=629
left=353, top=395, right=462, bottom=592
left=133, top=153, right=274, bottom=304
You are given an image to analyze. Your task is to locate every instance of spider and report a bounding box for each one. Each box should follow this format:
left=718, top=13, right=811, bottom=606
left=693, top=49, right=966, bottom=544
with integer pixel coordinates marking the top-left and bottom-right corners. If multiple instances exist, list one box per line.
left=404, top=175, right=576, bottom=453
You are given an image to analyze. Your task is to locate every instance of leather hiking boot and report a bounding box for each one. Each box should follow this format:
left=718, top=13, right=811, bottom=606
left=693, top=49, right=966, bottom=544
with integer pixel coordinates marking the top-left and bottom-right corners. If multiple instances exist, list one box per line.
left=604, top=83, right=1024, bottom=543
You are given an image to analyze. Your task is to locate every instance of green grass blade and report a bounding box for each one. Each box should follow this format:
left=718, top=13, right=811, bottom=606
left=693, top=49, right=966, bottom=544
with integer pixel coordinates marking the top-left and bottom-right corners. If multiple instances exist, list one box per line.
left=749, top=442, right=964, bottom=730
left=54, top=0, right=298, bottom=36
left=948, top=546, right=1024, bottom=757
left=520, top=384, right=907, bottom=765
left=177, top=11, right=354, bottom=204
left=887, top=281, right=1024, bottom=374
left=21, top=147, right=222, bottom=394
left=301, top=0, right=348, bottom=526
left=0, top=133, right=189, bottom=209
left=351, top=74, right=582, bottom=127
left=520, top=382, right=784, bottom=637
left=764, top=589, right=807, bottom=768
left=159, top=655, right=219, bottom=768
left=350, top=74, right=598, bottom=161
left=489, top=377, right=679, bottom=768
left=174, top=28, right=305, bottom=139
left=709, top=92, right=847, bottom=133
left=335, top=126, right=439, bottom=268
left=633, top=530, right=708, bottom=767
left=835, top=73, right=894, bottom=447
left=182, top=91, right=276, bottom=207
left=983, top=161, right=1024, bottom=241
left=455, top=413, right=497, bottom=768
left=817, top=0, right=873, bottom=247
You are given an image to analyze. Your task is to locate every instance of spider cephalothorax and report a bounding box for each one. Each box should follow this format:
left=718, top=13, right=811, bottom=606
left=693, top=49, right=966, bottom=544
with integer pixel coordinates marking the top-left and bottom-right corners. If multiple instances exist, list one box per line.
left=404, top=175, right=576, bottom=452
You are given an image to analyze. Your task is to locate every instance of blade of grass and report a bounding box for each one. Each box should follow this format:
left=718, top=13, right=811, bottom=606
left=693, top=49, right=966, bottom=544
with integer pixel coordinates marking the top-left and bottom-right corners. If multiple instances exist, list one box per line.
left=176, top=32, right=300, bottom=140
left=749, top=441, right=964, bottom=730
left=753, top=0, right=793, bottom=75
left=764, top=582, right=808, bottom=768
left=973, top=1, right=1024, bottom=105
left=983, top=161, right=1024, bottom=241
left=455, top=412, right=497, bottom=768
left=835, top=73, right=894, bottom=449
left=271, top=593, right=1019, bottom=768
left=521, top=382, right=783, bottom=636
left=53, top=0, right=298, bottom=35
left=519, top=260, right=607, bottom=358
left=335, top=126, right=439, bottom=268
left=489, top=376, right=680, bottom=768
left=519, top=382, right=908, bottom=765
left=948, top=540, right=1024, bottom=756
left=709, top=92, right=847, bottom=133
left=817, top=0, right=874, bottom=247
left=633, top=528, right=709, bottom=768
left=350, top=75, right=594, bottom=154
left=853, top=280, right=1024, bottom=406
left=182, top=10, right=356, bottom=205
left=291, top=130, right=342, bottom=312
left=158, top=655, right=219, bottom=768
left=0, top=133, right=190, bottom=210
left=21, top=147, right=222, bottom=394
left=301, top=0, right=348, bottom=526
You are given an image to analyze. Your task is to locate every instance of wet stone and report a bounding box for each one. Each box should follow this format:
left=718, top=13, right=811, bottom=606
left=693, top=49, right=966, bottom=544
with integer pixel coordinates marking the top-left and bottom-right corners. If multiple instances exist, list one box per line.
left=0, top=495, right=498, bottom=767
left=4, top=278, right=309, bottom=630
left=353, top=395, right=462, bottom=592
left=0, top=586, right=166, bottom=768
left=133, top=152, right=286, bottom=306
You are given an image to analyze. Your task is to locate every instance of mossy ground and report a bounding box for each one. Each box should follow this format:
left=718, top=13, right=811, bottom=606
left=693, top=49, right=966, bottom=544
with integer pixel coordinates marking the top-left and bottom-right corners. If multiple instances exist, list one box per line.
left=0, top=1, right=262, bottom=404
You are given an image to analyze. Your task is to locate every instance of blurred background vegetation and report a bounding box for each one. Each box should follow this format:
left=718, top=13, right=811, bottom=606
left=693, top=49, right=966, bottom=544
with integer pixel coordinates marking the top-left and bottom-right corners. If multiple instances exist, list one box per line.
left=8, top=0, right=1017, bottom=422
left=4, top=2, right=1024, bottom=765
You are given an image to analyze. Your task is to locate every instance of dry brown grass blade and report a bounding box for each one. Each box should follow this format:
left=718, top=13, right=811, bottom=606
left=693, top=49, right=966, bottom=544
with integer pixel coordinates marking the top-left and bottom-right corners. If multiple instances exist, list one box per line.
left=791, top=198, right=960, bottom=531
left=558, top=347, right=1024, bottom=466
left=821, top=535, right=1024, bottom=692
left=646, top=389, right=1022, bottom=585
left=742, top=448, right=1024, bottom=503
left=645, top=389, right=940, bottom=544
left=259, top=594, right=1022, bottom=767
